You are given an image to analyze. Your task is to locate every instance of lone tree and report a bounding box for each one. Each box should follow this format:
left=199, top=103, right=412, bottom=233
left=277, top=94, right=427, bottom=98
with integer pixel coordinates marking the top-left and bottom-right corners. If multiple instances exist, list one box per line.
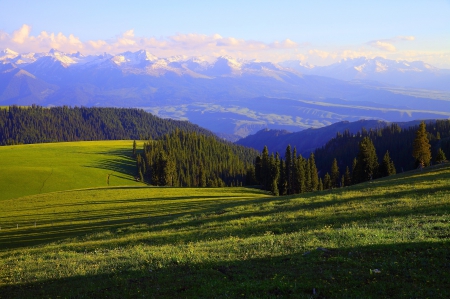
left=412, top=121, right=431, bottom=167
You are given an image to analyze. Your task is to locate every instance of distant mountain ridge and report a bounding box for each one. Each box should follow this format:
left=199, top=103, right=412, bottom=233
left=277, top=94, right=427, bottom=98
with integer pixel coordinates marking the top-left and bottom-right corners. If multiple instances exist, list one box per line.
left=280, top=57, right=450, bottom=91
left=235, top=119, right=427, bottom=156
left=1, top=48, right=450, bottom=138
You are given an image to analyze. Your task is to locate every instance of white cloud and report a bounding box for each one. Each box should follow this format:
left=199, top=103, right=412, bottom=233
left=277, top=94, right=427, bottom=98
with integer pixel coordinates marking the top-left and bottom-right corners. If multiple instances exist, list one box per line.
left=0, top=24, right=302, bottom=59
left=12, top=24, right=31, bottom=44
left=368, top=41, right=397, bottom=52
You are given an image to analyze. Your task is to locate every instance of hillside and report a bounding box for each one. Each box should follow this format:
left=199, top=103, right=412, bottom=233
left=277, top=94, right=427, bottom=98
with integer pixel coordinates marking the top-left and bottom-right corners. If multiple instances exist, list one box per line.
left=0, top=162, right=449, bottom=298
left=0, top=140, right=145, bottom=201
left=0, top=105, right=213, bottom=145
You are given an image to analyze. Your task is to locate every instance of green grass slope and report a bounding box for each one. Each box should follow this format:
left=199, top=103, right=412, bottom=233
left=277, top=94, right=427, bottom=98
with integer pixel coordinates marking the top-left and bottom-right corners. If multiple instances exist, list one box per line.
left=0, top=140, right=144, bottom=201
left=0, top=163, right=449, bottom=298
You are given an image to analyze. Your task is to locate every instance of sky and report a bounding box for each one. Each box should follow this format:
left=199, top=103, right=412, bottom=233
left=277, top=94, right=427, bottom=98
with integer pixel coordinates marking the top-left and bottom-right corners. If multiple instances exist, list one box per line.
left=1, top=0, right=450, bottom=67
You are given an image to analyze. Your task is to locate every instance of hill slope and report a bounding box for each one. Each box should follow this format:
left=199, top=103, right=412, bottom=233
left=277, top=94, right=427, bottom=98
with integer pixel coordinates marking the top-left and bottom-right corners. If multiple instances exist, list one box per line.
left=0, top=140, right=144, bottom=201
left=0, top=163, right=449, bottom=297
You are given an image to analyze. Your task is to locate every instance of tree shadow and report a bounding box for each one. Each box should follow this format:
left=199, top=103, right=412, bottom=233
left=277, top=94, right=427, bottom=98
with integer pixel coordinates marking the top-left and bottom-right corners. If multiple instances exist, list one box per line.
left=1, top=241, right=448, bottom=298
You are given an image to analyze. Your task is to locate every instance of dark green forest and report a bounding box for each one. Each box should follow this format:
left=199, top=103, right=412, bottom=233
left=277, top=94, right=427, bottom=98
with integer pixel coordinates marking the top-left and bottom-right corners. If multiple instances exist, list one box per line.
left=249, top=121, right=450, bottom=195
left=0, top=105, right=213, bottom=145
left=314, top=120, right=450, bottom=175
left=136, top=130, right=259, bottom=187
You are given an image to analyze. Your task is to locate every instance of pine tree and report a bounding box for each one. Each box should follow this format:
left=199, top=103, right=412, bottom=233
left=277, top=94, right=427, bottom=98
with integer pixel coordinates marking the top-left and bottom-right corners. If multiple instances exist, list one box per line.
left=261, top=146, right=270, bottom=189
left=285, top=145, right=292, bottom=194
left=132, top=140, right=137, bottom=158
left=436, top=148, right=447, bottom=164
left=278, top=159, right=287, bottom=195
left=323, top=172, right=331, bottom=190
left=380, top=150, right=396, bottom=177
left=330, top=158, right=340, bottom=188
left=296, top=155, right=306, bottom=194
left=412, top=121, right=432, bottom=167
left=318, top=178, right=323, bottom=191
left=344, top=166, right=351, bottom=187
left=354, top=137, right=379, bottom=183
left=309, top=153, right=319, bottom=191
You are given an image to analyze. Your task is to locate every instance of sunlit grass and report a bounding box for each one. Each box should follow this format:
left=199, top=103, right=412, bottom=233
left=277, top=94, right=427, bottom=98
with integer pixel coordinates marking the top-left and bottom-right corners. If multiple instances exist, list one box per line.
left=0, top=163, right=449, bottom=298
left=0, top=140, right=144, bottom=201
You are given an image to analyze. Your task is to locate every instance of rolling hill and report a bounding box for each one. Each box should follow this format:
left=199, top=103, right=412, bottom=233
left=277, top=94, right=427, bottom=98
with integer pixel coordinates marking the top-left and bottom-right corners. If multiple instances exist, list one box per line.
left=0, top=140, right=448, bottom=297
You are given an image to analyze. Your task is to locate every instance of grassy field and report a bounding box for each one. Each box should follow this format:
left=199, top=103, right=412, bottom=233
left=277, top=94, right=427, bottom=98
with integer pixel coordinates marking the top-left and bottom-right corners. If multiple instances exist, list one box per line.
left=0, top=140, right=144, bottom=201
left=0, top=138, right=449, bottom=298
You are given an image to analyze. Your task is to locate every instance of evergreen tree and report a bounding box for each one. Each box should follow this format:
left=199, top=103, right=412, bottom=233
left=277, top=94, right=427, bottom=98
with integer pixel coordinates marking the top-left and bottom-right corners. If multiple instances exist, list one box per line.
left=344, top=166, right=351, bottom=187
left=261, top=146, right=270, bottom=189
left=380, top=150, right=396, bottom=177
left=296, top=155, right=306, bottom=193
left=254, top=156, right=262, bottom=184
left=354, top=137, right=379, bottom=183
left=132, top=140, right=137, bottom=158
left=278, top=159, right=287, bottom=195
left=269, top=153, right=280, bottom=195
left=323, top=172, right=331, bottom=190
left=309, top=153, right=319, bottom=191
left=285, top=145, right=292, bottom=194
left=318, top=178, right=323, bottom=191
left=330, top=158, right=340, bottom=188
left=341, top=175, right=345, bottom=188
left=436, top=148, right=447, bottom=164
left=412, top=121, right=432, bottom=167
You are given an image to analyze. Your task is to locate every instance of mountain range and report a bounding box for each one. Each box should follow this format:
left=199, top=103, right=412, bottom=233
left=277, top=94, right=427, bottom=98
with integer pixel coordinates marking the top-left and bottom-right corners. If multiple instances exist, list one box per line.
left=1, top=48, right=450, bottom=139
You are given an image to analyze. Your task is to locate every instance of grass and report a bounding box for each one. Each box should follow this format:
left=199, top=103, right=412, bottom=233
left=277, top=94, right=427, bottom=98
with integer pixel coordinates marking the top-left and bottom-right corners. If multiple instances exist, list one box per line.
left=0, top=140, right=144, bottom=201
left=0, top=141, right=449, bottom=298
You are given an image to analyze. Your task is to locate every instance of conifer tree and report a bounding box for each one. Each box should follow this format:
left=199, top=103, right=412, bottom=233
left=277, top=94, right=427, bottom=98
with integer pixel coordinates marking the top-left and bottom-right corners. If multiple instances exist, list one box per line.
left=261, top=146, right=270, bottom=189
left=436, top=148, right=446, bottom=164
left=269, top=153, right=280, bottom=195
left=318, top=178, right=323, bottom=191
left=344, top=166, right=351, bottom=187
left=297, top=155, right=306, bottom=193
left=309, top=153, right=319, bottom=191
left=354, top=137, right=379, bottom=183
left=285, top=145, right=292, bottom=194
left=330, top=158, right=340, bottom=188
left=323, top=172, right=331, bottom=190
left=412, top=121, right=432, bottom=167
left=278, top=159, right=287, bottom=195
left=132, top=140, right=137, bottom=158
left=380, top=150, right=396, bottom=177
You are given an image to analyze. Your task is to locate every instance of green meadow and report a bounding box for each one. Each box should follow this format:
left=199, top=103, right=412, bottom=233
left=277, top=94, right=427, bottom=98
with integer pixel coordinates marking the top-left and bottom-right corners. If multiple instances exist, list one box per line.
left=0, top=140, right=144, bottom=201
left=0, top=141, right=449, bottom=298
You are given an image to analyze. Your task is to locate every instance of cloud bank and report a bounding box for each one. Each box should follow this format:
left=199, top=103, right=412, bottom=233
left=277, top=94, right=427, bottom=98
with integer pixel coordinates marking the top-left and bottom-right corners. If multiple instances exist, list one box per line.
left=1, top=25, right=449, bottom=68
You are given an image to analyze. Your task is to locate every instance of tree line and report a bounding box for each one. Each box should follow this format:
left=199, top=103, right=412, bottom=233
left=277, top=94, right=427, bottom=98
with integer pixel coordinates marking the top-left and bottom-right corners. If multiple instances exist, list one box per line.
left=135, top=130, right=259, bottom=187
left=134, top=121, right=447, bottom=195
left=0, top=105, right=213, bottom=145
left=253, top=121, right=447, bottom=195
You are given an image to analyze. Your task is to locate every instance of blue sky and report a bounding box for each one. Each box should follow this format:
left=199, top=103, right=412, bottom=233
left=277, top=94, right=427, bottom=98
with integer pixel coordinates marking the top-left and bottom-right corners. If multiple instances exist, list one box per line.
left=1, top=0, right=449, bottom=67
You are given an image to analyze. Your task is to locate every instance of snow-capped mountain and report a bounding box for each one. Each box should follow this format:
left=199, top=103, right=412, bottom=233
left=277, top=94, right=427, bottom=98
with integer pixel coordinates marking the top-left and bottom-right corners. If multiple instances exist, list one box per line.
left=283, top=57, right=450, bottom=90
left=1, top=48, right=449, bottom=138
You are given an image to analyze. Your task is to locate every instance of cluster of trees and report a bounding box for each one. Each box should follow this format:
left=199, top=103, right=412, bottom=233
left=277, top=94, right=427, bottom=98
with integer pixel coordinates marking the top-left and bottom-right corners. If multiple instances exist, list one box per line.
left=315, top=120, right=450, bottom=175
left=0, top=105, right=213, bottom=145
left=250, top=145, right=320, bottom=195
left=254, top=121, right=443, bottom=195
left=135, top=130, right=258, bottom=187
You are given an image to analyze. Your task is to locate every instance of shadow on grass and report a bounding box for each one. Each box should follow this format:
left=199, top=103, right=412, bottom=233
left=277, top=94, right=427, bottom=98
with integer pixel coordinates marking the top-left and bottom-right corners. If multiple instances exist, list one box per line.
left=1, top=181, right=449, bottom=251
left=84, top=148, right=138, bottom=178
left=1, top=241, right=449, bottom=299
